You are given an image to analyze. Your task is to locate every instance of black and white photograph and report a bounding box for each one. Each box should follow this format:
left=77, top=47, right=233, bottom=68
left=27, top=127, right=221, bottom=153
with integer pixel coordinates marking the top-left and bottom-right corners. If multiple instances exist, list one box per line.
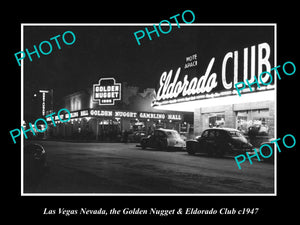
left=21, top=24, right=276, bottom=195
left=5, top=5, right=298, bottom=222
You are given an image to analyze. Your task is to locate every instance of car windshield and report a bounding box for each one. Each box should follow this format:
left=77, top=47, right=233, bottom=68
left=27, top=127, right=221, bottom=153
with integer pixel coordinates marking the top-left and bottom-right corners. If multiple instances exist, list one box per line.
left=166, top=131, right=180, bottom=138
left=228, top=131, right=243, bottom=137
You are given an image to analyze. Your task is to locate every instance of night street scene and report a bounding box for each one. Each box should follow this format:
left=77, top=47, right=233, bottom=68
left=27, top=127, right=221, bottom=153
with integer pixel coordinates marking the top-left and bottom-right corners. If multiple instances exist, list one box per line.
left=22, top=24, right=275, bottom=195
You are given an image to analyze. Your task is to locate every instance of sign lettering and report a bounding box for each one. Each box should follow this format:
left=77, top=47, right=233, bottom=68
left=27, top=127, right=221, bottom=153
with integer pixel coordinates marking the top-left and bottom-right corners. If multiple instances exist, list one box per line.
left=153, top=42, right=274, bottom=106
left=93, top=78, right=121, bottom=105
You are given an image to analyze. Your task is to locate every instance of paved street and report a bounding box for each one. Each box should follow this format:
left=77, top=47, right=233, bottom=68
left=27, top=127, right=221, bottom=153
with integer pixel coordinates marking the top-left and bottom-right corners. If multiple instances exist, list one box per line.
left=23, top=141, right=274, bottom=194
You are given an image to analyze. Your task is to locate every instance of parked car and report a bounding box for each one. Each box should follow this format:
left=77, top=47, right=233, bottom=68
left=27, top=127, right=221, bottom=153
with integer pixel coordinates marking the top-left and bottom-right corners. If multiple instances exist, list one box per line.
left=259, top=138, right=275, bottom=163
left=128, top=131, right=147, bottom=143
left=186, top=128, right=253, bottom=157
left=140, top=129, right=186, bottom=150
left=24, top=143, right=47, bottom=186
left=179, top=132, right=188, bottom=141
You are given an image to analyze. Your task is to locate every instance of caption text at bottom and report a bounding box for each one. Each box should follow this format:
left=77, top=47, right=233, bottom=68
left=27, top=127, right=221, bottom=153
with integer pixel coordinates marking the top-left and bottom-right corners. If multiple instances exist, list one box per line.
left=43, top=207, right=259, bottom=216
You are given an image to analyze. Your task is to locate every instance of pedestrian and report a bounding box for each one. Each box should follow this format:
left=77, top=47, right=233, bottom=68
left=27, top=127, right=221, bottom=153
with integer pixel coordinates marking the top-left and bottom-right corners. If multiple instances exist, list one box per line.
left=123, top=130, right=128, bottom=143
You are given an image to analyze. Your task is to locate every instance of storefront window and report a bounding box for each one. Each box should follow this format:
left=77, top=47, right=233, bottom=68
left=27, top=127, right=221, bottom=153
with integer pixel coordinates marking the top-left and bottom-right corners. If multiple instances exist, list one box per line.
left=98, top=119, right=121, bottom=141
left=208, top=113, right=225, bottom=128
left=236, top=109, right=270, bottom=136
left=130, top=119, right=145, bottom=132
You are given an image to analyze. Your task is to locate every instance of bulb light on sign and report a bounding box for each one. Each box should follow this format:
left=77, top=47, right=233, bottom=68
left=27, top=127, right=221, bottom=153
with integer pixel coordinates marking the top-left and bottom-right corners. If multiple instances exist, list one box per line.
left=93, top=78, right=121, bottom=105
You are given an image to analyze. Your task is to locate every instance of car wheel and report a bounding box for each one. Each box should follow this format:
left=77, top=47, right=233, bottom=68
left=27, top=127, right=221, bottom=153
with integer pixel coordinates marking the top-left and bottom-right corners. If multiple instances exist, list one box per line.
left=141, top=141, right=147, bottom=149
left=206, top=144, right=214, bottom=157
left=157, top=141, right=167, bottom=151
left=214, top=147, right=224, bottom=157
left=156, top=143, right=163, bottom=151
left=187, top=148, right=195, bottom=155
left=186, top=143, right=195, bottom=155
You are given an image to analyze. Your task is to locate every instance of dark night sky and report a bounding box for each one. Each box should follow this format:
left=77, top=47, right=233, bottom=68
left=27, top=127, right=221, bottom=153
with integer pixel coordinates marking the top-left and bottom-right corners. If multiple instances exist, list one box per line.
left=23, top=25, right=274, bottom=108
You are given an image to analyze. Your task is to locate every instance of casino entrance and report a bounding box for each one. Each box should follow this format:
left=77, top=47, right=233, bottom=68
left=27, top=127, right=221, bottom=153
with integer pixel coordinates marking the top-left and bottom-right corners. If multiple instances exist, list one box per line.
left=95, top=118, right=121, bottom=141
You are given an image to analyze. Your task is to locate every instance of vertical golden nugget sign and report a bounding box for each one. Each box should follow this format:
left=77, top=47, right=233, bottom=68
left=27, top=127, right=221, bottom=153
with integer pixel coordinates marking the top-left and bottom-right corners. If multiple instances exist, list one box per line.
left=93, top=78, right=121, bottom=105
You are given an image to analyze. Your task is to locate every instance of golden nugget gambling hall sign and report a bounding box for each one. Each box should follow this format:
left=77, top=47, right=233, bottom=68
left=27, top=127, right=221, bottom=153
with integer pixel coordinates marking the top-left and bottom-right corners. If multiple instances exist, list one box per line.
left=55, top=109, right=183, bottom=121
left=93, top=78, right=121, bottom=105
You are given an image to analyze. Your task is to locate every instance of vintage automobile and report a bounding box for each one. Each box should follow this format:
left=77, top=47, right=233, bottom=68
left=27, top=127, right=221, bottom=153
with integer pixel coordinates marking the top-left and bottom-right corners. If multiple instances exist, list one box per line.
left=140, top=129, right=186, bottom=150
left=24, top=143, right=47, bottom=186
left=186, top=128, right=253, bottom=157
left=128, top=131, right=147, bottom=143
left=259, top=138, right=275, bottom=163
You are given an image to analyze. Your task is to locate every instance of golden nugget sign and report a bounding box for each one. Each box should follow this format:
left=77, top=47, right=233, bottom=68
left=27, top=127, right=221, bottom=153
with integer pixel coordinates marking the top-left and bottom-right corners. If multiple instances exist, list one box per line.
left=153, top=42, right=274, bottom=106
left=93, top=78, right=121, bottom=105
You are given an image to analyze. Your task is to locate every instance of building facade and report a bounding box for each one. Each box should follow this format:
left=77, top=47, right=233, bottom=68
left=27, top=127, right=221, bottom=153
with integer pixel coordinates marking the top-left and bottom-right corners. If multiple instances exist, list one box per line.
left=46, top=81, right=192, bottom=141
left=152, top=26, right=276, bottom=147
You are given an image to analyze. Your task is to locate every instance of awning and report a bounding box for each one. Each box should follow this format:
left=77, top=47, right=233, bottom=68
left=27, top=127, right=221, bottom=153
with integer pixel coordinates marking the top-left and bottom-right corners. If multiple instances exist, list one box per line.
left=153, top=89, right=275, bottom=112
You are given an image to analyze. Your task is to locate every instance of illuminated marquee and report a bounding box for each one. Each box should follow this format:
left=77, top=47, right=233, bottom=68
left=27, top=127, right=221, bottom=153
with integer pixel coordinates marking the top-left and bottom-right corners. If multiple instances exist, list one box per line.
left=152, top=42, right=275, bottom=107
left=55, top=109, right=183, bottom=121
left=93, top=78, right=121, bottom=105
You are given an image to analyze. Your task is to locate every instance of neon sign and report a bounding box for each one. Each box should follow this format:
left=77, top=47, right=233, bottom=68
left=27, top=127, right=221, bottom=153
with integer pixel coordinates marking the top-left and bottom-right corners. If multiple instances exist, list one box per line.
left=155, top=58, right=217, bottom=101
left=56, top=109, right=183, bottom=121
left=39, top=90, right=49, bottom=116
left=93, top=78, right=121, bottom=105
left=153, top=42, right=274, bottom=107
